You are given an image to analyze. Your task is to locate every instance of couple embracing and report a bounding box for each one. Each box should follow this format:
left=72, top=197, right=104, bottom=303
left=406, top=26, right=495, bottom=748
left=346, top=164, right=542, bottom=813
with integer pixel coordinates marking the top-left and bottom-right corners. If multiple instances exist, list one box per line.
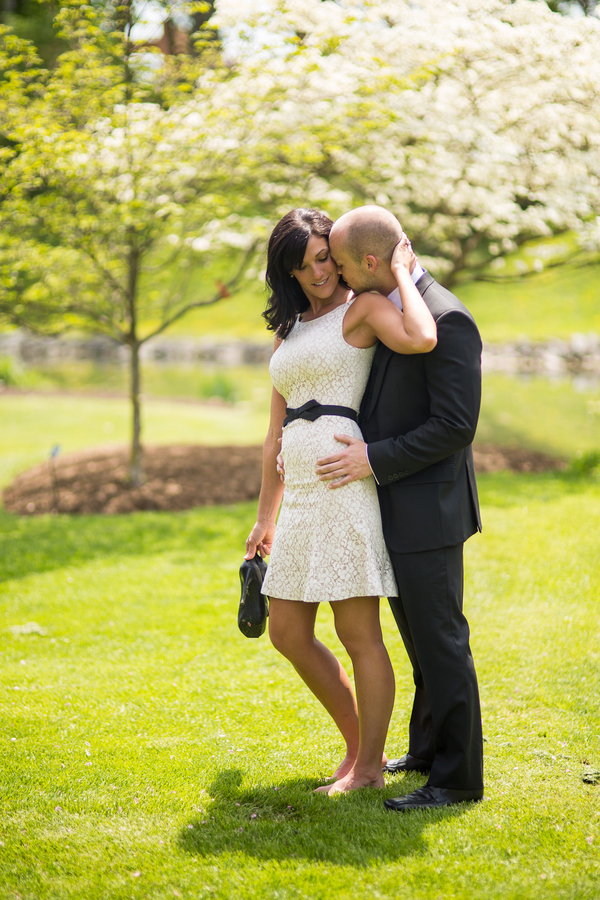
left=245, top=205, right=484, bottom=812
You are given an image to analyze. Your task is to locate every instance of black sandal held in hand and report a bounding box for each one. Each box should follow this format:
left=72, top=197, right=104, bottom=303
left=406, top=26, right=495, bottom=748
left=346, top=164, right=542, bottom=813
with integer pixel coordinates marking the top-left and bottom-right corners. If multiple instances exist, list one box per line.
left=238, top=552, right=269, bottom=638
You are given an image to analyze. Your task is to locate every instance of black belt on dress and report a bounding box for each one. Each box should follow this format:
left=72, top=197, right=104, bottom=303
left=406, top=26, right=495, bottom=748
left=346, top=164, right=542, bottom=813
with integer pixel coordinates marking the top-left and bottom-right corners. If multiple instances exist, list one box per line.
left=283, top=399, right=358, bottom=428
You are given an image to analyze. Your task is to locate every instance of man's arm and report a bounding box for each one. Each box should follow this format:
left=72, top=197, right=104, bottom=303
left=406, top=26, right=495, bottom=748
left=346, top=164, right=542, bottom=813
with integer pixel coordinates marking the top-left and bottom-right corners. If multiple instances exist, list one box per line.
left=315, top=309, right=481, bottom=488
left=367, top=309, right=482, bottom=483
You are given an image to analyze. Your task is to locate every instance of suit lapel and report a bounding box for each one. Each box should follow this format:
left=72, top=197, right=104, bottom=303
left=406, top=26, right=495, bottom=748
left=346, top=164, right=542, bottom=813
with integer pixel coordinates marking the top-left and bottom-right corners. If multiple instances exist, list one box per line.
left=365, top=342, right=393, bottom=421
left=364, top=270, right=434, bottom=421
left=415, top=270, right=434, bottom=294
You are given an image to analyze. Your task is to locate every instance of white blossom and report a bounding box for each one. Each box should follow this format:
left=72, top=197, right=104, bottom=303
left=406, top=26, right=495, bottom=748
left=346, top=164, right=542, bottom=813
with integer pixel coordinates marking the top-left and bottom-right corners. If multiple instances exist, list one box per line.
left=212, top=0, right=600, bottom=280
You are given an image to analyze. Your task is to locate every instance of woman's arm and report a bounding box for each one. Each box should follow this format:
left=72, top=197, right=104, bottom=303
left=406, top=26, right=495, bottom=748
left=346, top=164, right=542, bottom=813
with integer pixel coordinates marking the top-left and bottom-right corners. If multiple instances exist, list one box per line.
left=244, top=348, right=286, bottom=559
left=345, top=237, right=437, bottom=354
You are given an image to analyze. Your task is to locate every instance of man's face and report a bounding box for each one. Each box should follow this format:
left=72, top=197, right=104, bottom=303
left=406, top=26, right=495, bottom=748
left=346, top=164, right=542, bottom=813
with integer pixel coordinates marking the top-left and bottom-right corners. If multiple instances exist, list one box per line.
left=329, top=232, right=374, bottom=295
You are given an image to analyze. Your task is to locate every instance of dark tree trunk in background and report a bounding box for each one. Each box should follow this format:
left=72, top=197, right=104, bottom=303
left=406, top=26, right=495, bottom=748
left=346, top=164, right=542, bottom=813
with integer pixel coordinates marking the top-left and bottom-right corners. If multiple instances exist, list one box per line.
left=126, top=240, right=144, bottom=487
left=129, top=338, right=144, bottom=488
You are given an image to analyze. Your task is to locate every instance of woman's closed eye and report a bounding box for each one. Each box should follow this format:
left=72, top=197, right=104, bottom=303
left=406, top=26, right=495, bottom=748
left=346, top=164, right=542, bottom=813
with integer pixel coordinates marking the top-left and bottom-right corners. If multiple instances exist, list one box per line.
left=296, top=253, right=329, bottom=272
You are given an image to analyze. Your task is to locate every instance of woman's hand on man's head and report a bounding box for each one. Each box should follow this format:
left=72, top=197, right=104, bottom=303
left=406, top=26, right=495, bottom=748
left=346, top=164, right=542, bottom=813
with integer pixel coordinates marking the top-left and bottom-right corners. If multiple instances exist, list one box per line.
left=390, top=234, right=416, bottom=275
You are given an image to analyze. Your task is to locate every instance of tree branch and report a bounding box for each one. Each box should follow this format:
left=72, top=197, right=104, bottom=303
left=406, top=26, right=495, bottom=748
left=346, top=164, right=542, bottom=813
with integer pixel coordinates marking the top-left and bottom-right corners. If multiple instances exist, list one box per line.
left=139, top=240, right=259, bottom=344
left=468, top=252, right=599, bottom=284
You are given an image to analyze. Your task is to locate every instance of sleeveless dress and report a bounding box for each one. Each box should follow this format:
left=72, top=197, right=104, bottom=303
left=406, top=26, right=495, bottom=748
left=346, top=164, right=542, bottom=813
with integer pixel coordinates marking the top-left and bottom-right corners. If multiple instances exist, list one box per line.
left=261, top=301, right=397, bottom=604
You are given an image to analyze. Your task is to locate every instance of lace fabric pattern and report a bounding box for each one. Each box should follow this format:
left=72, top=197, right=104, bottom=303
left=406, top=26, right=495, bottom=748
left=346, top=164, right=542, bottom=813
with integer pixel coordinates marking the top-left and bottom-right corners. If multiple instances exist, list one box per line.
left=262, top=302, right=397, bottom=604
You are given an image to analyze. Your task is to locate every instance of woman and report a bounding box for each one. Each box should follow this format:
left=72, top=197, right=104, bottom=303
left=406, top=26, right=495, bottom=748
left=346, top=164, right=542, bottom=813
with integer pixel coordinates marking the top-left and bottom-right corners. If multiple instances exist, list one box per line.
left=244, top=208, right=436, bottom=795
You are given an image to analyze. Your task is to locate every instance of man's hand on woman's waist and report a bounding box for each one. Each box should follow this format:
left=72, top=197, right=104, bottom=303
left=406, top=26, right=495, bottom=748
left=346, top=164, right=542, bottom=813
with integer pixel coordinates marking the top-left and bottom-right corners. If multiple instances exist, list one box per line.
left=315, top=435, right=372, bottom=488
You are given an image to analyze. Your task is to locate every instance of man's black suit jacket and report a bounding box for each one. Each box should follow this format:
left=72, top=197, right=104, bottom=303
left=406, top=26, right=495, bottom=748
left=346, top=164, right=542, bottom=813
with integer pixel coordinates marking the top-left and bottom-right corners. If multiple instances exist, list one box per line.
left=359, top=270, right=482, bottom=554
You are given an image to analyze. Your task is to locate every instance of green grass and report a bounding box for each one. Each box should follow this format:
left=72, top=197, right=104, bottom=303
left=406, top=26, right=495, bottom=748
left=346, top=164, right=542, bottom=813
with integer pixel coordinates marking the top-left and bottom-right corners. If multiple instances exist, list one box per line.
left=3, top=367, right=600, bottom=492
left=2, top=236, right=599, bottom=345
left=0, top=391, right=271, bottom=489
left=143, top=247, right=600, bottom=345
left=157, top=285, right=272, bottom=342
left=150, top=237, right=600, bottom=344
left=1, top=473, right=599, bottom=899
left=6, top=362, right=272, bottom=406
left=457, top=263, right=600, bottom=343
left=477, top=374, right=600, bottom=458
left=153, top=260, right=600, bottom=345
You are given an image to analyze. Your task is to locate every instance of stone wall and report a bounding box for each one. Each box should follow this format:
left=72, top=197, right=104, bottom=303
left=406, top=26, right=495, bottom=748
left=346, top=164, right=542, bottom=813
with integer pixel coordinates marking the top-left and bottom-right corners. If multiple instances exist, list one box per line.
left=0, top=331, right=273, bottom=367
left=2, top=329, right=600, bottom=377
left=483, top=333, right=600, bottom=378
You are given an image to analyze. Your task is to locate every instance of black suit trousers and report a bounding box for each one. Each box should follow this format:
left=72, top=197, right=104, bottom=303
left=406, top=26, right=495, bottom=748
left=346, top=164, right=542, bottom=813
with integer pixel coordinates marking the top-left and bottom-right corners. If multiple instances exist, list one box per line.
left=388, top=544, right=484, bottom=791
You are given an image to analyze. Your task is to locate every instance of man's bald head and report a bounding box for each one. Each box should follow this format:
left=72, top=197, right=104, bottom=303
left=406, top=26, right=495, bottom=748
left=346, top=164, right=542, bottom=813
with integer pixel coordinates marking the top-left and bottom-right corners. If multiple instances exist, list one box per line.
left=330, top=206, right=403, bottom=265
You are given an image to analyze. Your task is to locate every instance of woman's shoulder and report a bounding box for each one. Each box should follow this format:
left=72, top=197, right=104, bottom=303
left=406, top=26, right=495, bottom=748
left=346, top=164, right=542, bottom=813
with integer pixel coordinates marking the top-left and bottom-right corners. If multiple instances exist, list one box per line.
left=345, top=291, right=389, bottom=320
left=353, top=290, right=389, bottom=305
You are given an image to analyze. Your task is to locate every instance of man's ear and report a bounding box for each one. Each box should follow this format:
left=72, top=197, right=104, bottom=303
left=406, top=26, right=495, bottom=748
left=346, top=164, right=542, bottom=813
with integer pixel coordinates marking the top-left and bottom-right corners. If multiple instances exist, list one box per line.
left=365, top=254, right=379, bottom=272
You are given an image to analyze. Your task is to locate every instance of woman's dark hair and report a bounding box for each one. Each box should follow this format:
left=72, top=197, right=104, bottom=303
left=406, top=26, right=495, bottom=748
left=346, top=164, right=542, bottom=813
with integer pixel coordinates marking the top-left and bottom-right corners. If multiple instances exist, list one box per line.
left=263, top=208, right=336, bottom=340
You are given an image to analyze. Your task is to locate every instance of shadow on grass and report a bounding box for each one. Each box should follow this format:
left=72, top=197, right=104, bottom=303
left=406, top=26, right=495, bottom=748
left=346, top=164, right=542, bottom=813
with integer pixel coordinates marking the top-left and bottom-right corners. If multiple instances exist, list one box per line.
left=3, top=471, right=595, bottom=583
left=0, top=503, right=255, bottom=583
left=178, top=767, right=476, bottom=866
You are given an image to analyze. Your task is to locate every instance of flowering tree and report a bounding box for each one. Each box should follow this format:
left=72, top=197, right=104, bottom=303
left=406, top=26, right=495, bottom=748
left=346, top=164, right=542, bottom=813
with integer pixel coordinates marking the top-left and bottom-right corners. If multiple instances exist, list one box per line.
left=2, top=0, right=600, bottom=490
left=214, top=0, right=600, bottom=284
left=0, top=1, right=263, bottom=485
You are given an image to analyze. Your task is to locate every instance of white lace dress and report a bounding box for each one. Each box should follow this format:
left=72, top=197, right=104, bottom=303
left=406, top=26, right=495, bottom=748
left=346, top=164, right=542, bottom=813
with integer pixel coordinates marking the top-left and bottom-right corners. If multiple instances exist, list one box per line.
left=261, top=301, right=397, bottom=604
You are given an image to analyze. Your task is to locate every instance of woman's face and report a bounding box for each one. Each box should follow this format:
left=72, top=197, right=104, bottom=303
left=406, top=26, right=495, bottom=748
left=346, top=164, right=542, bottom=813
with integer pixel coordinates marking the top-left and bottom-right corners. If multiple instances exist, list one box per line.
left=290, top=234, right=340, bottom=302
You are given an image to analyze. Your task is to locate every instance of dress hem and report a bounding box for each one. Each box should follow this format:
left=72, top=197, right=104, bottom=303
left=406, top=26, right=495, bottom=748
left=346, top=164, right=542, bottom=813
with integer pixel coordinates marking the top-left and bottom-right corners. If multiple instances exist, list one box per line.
left=264, top=590, right=396, bottom=604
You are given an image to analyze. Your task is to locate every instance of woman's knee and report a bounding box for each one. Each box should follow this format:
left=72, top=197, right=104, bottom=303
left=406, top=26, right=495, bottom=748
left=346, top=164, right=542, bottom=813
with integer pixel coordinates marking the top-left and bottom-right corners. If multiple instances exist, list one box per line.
left=333, top=600, right=384, bottom=659
left=269, top=624, right=315, bottom=662
left=268, top=617, right=294, bottom=655
left=337, top=631, right=385, bottom=660
left=268, top=605, right=315, bottom=659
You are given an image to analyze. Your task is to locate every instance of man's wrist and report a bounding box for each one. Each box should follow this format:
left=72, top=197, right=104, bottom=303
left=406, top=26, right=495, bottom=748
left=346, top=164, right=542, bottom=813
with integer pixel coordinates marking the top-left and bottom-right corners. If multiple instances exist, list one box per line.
left=365, top=445, right=380, bottom=485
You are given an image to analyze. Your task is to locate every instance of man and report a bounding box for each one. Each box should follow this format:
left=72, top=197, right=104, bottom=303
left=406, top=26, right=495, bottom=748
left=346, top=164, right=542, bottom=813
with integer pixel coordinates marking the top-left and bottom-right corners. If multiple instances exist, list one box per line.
left=317, top=205, right=484, bottom=811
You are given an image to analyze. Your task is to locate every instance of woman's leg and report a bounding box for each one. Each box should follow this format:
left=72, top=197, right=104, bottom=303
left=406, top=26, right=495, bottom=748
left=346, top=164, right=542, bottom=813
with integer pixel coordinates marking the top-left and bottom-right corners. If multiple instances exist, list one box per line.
left=321, top=596, right=395, bottom=793
left=269, top=597, right=359, bottom=778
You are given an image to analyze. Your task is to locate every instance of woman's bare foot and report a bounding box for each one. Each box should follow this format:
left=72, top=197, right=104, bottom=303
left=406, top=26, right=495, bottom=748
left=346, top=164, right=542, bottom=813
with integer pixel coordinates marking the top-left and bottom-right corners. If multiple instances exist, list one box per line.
left=329, top=753, right=356, bottom=781
left=315, top=768, right=386, bottom=794
left=326, top=751, right=387, bottom=782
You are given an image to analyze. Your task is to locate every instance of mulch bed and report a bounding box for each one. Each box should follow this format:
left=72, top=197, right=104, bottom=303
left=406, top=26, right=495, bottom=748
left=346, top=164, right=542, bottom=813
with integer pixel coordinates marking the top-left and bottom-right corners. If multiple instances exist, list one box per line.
left=3, top=442, right=565, bottom=517
left=472, top=443, right=565, bottom=475
left=2, top=445, right=263, bottom=516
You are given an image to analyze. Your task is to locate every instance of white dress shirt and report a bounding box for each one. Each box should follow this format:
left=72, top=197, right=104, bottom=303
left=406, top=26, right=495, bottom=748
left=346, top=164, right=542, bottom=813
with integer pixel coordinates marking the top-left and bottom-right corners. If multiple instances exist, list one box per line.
left=386, top=260, right=425, bottom=311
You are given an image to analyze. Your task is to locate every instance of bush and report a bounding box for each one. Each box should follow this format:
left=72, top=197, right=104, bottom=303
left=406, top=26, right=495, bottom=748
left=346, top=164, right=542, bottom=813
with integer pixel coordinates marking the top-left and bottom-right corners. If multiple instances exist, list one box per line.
left=0, top=356, right=21, bottom=387
left=566, top=449, right=600, bottom=479
left=198, top=371, right=238, bottom=403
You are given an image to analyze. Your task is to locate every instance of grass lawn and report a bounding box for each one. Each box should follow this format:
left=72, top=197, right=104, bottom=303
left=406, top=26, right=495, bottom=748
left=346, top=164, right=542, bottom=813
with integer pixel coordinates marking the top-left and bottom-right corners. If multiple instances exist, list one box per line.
left=0, top=391, right=271, bottom=489
left=1, top=237, right=598, bottom=346
left=153, top=261, right=600, bottom=345
left=457, top=263, right=600, bottom=344
left=2, top=368, right=600, bottom=490
left=1, top=472, right=599, bottom=899
left=146, top=232, right=600, bottom=345
left=153, top=257, right=600, bottom=346
left=477, top=374, right=600, bottom=458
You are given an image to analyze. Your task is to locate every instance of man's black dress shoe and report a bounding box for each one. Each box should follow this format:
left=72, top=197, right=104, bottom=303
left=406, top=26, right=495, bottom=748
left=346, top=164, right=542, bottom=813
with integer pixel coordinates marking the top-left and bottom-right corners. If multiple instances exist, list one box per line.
left=384, top=785, right=484, bottom=812
left=383, top=754, right=431, bottom=775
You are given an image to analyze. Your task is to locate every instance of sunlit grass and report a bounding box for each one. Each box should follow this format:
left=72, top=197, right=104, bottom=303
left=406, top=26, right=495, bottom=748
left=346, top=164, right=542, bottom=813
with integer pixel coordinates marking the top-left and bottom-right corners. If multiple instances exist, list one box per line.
left=156, top=260, right=600, bottom=345
left=9, top=361, right=272, bottom=406
left=1, top=473, right=599, bottom=898
left=2, top=367, right=600, bottom=491
left=146, top=253, right=600, bottom=345
left=0, top=392, right=270, bottom=488
left=477, top=373, right=600, bottom=457
left=457, top=262, right=600, bottom=344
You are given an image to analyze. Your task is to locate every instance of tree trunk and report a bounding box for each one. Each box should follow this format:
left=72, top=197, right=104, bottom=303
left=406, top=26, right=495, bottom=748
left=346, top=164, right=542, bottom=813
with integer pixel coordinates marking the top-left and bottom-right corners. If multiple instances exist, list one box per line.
left=128, top=338, right=144, bottom=487
left=126, top=231, right=143, bottom=486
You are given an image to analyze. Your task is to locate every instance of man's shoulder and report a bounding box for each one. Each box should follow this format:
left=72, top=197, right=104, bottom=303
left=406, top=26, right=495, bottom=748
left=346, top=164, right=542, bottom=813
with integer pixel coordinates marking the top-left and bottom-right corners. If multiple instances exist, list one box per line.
left=417, top=271, right=477, bottom=326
